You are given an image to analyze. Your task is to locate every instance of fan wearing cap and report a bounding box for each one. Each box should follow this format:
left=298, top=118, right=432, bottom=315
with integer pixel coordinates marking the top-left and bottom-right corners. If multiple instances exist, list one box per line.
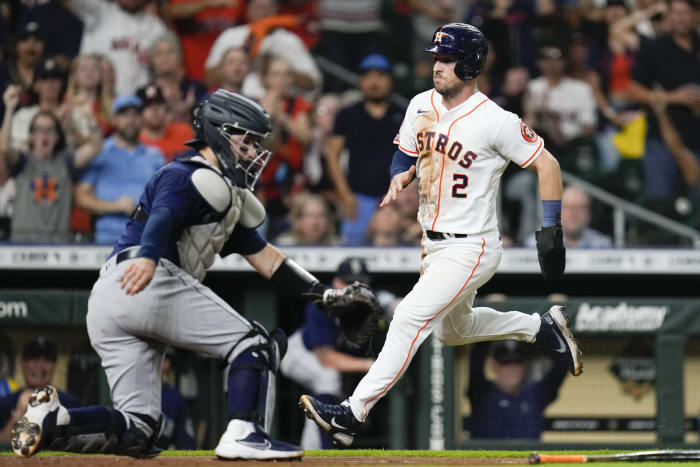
left=0, top=21, right=46, bottom=117
left=0, top=337, right=80, bottom=443
left=467, top=339, right=568, bottom=439
left=324, top=54, right=405, bottom=245
left=280, top=257, right=397, bottom=449
left=524, top=45, right=597, bottom=154
left=138, top=84, right=195, bottom=162
left=9, top=58, right=68, bottom=153
left=75, top=94, right=165, bottom=245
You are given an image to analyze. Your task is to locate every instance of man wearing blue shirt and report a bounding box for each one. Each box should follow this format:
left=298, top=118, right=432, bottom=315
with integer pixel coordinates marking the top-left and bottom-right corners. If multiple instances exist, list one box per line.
left=76, top=94, right=164, bottom=245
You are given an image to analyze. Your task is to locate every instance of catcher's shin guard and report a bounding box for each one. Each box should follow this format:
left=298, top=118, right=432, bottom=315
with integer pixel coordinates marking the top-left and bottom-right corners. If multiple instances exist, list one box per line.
left=225, top=324, right=288, bottom=433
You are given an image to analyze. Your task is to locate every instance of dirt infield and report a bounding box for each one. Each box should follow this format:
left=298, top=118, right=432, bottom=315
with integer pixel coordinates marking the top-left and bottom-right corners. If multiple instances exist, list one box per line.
left=0, top=455, right=527, bottom=466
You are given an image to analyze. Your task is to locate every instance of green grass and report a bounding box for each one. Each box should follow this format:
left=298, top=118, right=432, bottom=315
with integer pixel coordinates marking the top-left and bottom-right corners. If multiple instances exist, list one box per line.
left=0, top=448, right=637, bottom=458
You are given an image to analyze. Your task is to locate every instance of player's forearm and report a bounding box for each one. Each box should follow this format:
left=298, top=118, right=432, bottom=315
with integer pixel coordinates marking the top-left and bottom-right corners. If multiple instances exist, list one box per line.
left=316, top=349, right=373, bottom=373
left=533, top=150, right=563, bottom=201
left=250, top=245, right=329, bottom=296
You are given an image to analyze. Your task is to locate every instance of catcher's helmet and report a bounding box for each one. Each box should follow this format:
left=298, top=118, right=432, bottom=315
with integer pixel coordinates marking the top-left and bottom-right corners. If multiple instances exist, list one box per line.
left=188, top=89, right=272, bottom=189
left=424, top=23, right=488, bottom=81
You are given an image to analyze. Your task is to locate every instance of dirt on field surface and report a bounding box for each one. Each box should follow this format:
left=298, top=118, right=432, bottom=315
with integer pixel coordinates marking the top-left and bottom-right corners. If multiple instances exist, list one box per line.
left=0, top=456, right=527, bottom=466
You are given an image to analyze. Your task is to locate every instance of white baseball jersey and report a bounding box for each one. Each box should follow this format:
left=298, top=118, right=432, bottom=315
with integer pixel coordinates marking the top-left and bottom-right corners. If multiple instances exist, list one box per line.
left=394, top=89, right=544, bottom=236
left=73, top=0, right=167, bottom=96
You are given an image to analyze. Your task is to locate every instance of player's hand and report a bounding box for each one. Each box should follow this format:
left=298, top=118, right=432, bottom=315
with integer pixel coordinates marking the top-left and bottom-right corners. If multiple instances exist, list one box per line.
left=380, top=165, right=416, bottom=207
left=120, top=258, right=156, bottom=295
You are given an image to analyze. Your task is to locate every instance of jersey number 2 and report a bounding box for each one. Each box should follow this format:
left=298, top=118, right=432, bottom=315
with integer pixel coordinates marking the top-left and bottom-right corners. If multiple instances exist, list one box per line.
left=452, top=174, right=468, bottom=198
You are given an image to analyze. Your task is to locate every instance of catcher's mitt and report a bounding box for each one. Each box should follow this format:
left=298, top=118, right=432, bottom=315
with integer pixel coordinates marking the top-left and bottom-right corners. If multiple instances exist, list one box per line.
left=315, top=282, right=382, bottom=345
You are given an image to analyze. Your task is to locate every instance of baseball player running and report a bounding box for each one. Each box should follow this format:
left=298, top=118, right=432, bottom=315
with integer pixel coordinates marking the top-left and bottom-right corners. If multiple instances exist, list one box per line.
left=300, top=23, right=583, bottom=447
left=10, top=90, right=369, bottom=460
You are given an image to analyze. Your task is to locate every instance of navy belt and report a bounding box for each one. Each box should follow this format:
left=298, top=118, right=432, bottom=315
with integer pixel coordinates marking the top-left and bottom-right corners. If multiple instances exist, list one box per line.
left=115, top=247, right=140, bottom=265
left=426, top=230, right=468, bottom=240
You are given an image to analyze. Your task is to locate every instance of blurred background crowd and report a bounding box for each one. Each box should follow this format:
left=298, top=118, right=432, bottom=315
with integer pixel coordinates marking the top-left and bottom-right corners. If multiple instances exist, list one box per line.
left=0, top=0, right=698, bottom=248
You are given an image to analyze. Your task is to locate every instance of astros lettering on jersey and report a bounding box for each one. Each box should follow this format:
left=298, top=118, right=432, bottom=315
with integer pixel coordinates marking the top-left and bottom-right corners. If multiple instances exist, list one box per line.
left=393, top=89, right=543, bottom=235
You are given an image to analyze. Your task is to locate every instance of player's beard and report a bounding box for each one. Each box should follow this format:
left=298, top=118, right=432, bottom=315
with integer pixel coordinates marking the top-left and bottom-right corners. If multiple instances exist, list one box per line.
left=435, top=78, right=467, bottom=100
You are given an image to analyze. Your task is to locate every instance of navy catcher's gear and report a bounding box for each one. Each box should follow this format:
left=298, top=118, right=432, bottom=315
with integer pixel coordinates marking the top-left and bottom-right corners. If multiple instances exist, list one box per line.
left=188, top=89, right=272, bottom=190
left=424, top=23, right=488, bottom=81
left=224, top=322, right=288, bottom=433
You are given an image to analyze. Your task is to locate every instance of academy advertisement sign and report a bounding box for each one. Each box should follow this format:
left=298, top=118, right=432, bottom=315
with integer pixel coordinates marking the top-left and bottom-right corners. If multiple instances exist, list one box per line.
left=574, top=302, right=669, bottom=332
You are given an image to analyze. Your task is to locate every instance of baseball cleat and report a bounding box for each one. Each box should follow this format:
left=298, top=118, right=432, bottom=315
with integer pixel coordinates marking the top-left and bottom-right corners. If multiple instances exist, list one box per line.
left=12, top=386, right=70, bottom=458
left=299, top=395, right=359, bottom=447
left=536, top=306, right=583, bottom=376
left=215, top=419, right=303, bottom=460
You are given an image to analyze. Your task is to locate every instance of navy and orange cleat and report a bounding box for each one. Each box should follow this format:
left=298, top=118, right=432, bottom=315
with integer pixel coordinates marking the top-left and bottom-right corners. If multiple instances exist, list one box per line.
left=299, top=395, right=360, bottom=447
left=535, top=305, right=583, bottom=376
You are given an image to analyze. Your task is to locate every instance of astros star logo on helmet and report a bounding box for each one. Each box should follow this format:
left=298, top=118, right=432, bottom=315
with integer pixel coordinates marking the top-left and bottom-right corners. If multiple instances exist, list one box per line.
left=434, top=30, right=451, bottom=43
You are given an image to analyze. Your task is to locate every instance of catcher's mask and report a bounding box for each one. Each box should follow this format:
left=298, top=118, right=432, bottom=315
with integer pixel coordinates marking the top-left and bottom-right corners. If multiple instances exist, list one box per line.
left=188, top=89, right=273, bottom=190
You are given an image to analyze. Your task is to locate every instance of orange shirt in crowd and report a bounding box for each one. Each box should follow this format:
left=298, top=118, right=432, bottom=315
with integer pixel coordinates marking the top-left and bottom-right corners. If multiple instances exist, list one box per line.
left=170, top=0, right=245, bottom=81
left=140, top=123, right=195, bottom=162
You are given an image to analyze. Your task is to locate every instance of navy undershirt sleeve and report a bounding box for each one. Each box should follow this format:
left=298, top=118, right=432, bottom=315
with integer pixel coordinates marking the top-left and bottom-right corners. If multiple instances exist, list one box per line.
left=138, top=207, right=177, bottom=262
left=390, top=149, right=417, bottom=179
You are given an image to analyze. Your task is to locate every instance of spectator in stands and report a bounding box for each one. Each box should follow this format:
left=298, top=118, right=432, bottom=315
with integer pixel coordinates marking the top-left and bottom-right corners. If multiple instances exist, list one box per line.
left=0, top=336, right=81, bottom=443
left=395, top=181, right=422, bottom=246
left=98, top=55, right=117, bottom=102
left=156, top=348, right=196, bottom=450
left=526, top=185, right=612, bottom=248
left=64, top=54, right=113, bottom=142
left=650, top=86, right=700, bottom=198
left=167, top=0, right=245, bottom=82
left=15, top=1, right=83, bottom=65
left=325, top=54, right=404, bottom=245
left=259, top=55, right=312, bottom=237
left=365, top=204, right=404, bottom=247
left=468, top=340, right=568, bottom=439
left=305, top=94, right=340, bottom=193
left=149, top=32, right=207, bottom=124
left=9, top=58, right=67, bottom=153
left=628, top=0, right=700, bottom=201
left=276, top=193, right=339, bottom=246
left=75, top=94, right=164, bottom=245
left=138, top=84, right=194, bottom=162
left=317, top=0, right=384, bottom=92
left=204, top=0, right=322, bottom=97
left=0, top=331, right=18, bottom=399
left=0, top=21, right=46, bottom=116
left=68, top=0, right=167, bottom=96
left=0, top=156, right=13, bottom=240
left=525, top=45, right=598, bottom=174
left=217, top=47, right=252, bottom=95
left=560, top=185, right=613, bottom=248
left=280, top=257, right=376, bottom=449
left=1, top=85, right=102, bottom=243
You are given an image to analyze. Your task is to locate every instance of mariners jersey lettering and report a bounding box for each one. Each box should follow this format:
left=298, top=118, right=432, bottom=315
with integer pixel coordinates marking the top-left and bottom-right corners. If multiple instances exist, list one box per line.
left=394, top=89, right=544, bottom=235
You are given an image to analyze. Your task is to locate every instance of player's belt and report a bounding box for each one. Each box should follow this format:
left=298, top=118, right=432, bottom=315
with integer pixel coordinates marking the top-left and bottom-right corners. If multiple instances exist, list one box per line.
left=426, top=230, right=468, bottom=240
left=99, top=247, right=140, bottom=276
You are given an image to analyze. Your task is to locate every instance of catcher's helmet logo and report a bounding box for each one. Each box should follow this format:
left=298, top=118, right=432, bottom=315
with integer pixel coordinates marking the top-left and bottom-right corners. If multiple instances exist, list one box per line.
left=434, top=30, right=451, bottom=43
left=520, top=121, right=538, bottom=143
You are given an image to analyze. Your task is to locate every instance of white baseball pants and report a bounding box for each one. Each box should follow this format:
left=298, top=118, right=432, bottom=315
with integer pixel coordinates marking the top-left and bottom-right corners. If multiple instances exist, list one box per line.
left=348, top=234, right=541, bottom=421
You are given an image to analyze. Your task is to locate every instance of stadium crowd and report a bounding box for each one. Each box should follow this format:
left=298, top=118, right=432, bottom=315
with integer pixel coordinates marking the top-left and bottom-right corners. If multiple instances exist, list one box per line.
left=0, top=0, right=698, bottom=247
